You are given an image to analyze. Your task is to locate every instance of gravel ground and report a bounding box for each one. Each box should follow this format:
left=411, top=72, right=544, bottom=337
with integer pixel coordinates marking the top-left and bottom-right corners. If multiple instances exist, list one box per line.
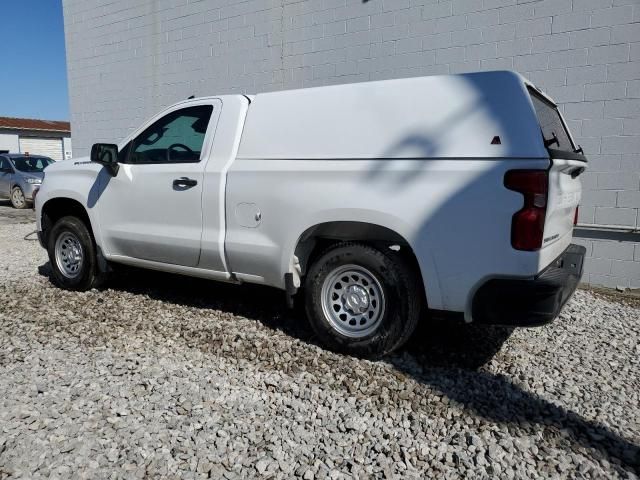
left=0, top=201, right=35, bottom=226
left=0, top=204, right=639, bottom=479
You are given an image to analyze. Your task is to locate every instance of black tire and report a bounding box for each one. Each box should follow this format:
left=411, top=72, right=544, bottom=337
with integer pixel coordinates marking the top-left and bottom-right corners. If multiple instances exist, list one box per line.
left=47, top=216, right=107, bottom=291
left=304, top=242, right=422, bottom=358
left=10, top=187, right=28, bottom=209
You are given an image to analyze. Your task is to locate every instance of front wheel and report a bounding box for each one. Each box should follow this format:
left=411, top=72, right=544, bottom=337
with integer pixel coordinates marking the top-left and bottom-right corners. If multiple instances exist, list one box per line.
left=47, top=216, right=106, bottom=291
left=10, top=187, right=27, bottom=209
left=304, top=243, right=422, bottom=358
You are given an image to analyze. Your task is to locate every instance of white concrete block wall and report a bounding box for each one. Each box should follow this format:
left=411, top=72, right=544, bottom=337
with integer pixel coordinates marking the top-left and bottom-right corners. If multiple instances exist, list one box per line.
left=62, top=0, right=639, bottom=288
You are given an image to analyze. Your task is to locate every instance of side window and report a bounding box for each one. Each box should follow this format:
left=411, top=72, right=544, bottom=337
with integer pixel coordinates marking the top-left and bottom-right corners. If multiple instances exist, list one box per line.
left=127, top=105, right=213, bottom=164
left=0, top=157, right=10, bottom=172
left=32, top=158, right=46, bottom=170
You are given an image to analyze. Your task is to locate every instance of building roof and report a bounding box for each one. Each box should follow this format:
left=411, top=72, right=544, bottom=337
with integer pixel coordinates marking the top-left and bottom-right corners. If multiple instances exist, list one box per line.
left=0, top=116, right=70, bottom=133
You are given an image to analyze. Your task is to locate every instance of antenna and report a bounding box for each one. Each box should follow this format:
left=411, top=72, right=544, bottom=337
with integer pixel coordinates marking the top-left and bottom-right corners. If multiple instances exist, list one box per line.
left=188, top=95, right=195, bottom=99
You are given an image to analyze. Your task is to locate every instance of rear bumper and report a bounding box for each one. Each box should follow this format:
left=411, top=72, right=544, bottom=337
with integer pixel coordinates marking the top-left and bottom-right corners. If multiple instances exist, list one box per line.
left=472, top=244, right=586, bottom=326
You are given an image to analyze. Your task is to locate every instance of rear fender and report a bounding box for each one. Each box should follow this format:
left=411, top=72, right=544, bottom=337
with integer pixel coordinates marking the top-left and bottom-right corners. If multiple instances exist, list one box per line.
left=284, top=212, right=443, bottom=310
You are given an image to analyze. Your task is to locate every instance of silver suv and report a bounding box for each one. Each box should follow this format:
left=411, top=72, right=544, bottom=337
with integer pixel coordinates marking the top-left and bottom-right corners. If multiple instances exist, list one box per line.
left=0, top=154, right=54, bottom=209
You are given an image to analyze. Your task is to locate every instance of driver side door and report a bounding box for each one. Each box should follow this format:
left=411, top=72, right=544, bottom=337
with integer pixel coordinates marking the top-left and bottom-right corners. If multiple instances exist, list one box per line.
left=96, top=101, right=220, bottom=267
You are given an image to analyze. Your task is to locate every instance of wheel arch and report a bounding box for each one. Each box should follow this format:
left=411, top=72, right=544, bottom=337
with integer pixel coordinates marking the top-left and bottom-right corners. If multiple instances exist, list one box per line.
left=41, top=197, right=94, bottom=246
left=289, top=220, right=435, bottom=307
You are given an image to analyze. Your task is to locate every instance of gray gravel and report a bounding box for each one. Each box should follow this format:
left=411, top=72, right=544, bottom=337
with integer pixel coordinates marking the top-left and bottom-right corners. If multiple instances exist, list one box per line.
left=0, top=209, right=639, bottom=479
left=0, top=200, right=35, bottom=226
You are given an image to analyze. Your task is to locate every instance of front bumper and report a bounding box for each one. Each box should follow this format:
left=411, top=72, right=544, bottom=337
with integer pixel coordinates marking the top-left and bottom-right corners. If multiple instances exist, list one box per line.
left=472, top=244, right=586, bottom=326
left=19, top=181, right=40, bottom=201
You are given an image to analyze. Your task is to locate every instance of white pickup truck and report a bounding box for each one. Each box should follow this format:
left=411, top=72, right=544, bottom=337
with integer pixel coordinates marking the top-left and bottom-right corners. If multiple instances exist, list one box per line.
left=35, top=71, right=586, bottom=357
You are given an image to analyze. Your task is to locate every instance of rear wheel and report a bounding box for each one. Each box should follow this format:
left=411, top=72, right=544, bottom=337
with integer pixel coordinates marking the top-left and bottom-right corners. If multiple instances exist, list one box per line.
left=47, top=216, right=106, bottom=291
left=304, top=243, right=421, bottom=358
left=10, top=187, right=27, bottom=209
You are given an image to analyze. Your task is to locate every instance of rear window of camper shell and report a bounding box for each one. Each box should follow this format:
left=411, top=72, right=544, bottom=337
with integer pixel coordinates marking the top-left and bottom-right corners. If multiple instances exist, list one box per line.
left=528, top=88, right=576, bottom=155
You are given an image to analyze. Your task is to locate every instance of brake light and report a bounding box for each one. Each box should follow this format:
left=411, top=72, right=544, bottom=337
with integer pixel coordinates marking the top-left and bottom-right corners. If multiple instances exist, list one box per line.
left=504, top=170, right=548, bottom=251
left=574, top=206, right=579, bottom=226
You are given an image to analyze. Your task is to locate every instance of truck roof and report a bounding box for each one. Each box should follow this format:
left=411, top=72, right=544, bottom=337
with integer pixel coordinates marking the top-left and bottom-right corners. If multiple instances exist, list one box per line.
left=237, top=70, right=548, bottom=161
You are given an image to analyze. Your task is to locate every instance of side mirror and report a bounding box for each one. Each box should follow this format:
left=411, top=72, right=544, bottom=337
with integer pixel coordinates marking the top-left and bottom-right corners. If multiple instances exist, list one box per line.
left=90, top=143, right=119, bottom=176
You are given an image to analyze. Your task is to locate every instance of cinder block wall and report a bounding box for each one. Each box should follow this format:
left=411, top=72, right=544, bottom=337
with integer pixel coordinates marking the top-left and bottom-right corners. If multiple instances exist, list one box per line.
left=62, top=0, right=639, bottom=288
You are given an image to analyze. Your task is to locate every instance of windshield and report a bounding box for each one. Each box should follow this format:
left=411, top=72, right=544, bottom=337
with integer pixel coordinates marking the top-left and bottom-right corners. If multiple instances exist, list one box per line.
left=11, top=157, right=54, bottom=173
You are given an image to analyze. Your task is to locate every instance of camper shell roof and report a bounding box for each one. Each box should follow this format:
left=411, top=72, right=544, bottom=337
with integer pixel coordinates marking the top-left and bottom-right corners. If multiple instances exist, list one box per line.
left=237, top=71, right=550, bottom=161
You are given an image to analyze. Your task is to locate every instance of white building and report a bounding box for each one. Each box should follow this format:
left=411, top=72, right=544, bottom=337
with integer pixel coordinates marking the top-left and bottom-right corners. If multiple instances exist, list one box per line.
left=0, top=117, right=72, bottom=161
left=61, top=0, right=639, bottom=289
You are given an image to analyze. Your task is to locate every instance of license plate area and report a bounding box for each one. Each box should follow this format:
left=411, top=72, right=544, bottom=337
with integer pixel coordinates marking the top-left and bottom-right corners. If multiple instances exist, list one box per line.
left=549, top=244, right=585, bottom=278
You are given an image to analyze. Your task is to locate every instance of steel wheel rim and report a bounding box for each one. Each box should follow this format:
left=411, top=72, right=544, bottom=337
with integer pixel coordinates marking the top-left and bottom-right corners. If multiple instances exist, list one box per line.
left=12, top=188, right=25, bottom=208
left=321, top=264, right=386, bottom=338
left=54, top=232, right=84, bottom=279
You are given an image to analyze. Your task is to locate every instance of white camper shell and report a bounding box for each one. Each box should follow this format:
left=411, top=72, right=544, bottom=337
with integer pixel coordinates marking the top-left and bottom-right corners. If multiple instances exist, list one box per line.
left=36, top=71, right=587, bottom=357
left=238, top=71, right=548, bottom=160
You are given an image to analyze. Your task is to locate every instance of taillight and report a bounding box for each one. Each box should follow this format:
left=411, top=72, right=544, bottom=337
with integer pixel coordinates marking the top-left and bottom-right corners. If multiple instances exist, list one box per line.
left=504, top=170, right=548, bottom=251
left=574, top=205, right=579, bottom=226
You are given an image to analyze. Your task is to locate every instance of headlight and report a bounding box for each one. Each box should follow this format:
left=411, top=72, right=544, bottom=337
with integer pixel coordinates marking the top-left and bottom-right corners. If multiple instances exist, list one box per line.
left=26, top=178, right=42, bottom=184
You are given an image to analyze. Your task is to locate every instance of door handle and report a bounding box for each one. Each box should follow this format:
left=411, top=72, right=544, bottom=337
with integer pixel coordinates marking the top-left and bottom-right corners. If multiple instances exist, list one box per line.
left=173, top=177, right=198, bottom=189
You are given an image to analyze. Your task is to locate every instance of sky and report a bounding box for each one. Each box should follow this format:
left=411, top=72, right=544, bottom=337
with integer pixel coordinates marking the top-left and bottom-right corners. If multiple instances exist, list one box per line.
left=0, top=1, right=69, bottom=121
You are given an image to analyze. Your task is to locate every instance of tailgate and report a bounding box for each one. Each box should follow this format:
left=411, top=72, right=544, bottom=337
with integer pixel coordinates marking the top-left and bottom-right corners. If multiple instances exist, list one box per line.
left=544, top=158, right=584, bottom=249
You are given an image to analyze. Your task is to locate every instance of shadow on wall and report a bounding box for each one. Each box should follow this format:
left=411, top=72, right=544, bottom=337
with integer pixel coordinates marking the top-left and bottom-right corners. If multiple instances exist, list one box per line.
left=37, top=262, right=640, bottom=475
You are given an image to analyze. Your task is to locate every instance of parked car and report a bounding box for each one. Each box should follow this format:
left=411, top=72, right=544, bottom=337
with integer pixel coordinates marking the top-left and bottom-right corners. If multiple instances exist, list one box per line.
left=35, top=71, right=587, bottom=357
left=0, top=154, right=54, bottom=209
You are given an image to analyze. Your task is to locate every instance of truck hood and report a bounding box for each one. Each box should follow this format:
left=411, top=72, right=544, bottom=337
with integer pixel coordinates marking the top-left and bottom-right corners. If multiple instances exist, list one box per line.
left=41, top=157, right=105, bottom=190
left=44, top=157, right=92, bottom=174
left=47, top=156, right=110, bottom=178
